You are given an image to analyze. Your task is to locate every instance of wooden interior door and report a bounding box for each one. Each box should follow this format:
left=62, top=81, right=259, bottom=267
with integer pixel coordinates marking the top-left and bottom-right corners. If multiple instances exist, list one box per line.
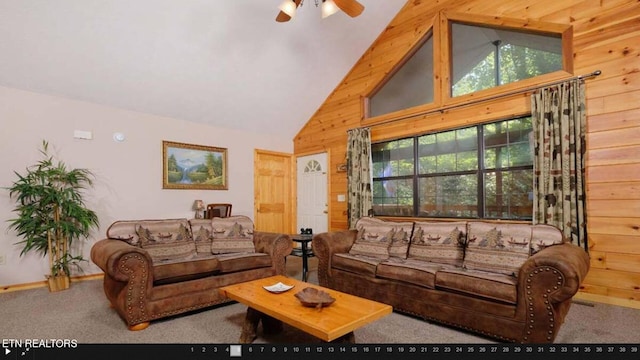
left=254, top=149, right=294, bottom=233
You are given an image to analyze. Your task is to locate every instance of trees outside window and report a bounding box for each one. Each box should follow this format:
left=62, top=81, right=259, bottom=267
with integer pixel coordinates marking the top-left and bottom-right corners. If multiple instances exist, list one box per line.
left=372, top=117, right=533, bottom=220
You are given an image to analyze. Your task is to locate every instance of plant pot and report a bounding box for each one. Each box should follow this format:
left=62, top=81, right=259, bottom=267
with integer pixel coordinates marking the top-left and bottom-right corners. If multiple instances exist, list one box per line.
left=47, top=275, right=70, bottom=292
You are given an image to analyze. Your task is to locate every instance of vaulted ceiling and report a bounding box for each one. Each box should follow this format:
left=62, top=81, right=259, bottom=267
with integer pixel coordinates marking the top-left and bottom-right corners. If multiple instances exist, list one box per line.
left=0, top=1, right=406, bottom=139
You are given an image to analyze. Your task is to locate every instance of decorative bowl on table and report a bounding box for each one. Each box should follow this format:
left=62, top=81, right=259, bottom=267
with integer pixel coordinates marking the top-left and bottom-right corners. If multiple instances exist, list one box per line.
left=263, top=282, right=294, bottom=294
left=294, top=287, right=336, bottom=308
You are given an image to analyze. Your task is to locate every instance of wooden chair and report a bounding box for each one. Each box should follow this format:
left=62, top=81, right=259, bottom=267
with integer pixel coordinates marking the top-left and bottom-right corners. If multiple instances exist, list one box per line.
left=205, top=203, right=232, bottom=219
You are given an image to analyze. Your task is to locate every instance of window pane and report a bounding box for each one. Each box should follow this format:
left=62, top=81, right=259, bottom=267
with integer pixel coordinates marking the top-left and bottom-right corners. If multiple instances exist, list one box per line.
left=373, top=178, right=414, bottom=216
left=484, top=170, right=533, bottom=220
left=370, top=36, right=434, bottom=117
left=418, top=127, right=477, bottom=174
left=419, top=175, right=478, bottom=217
left=483, top=117, right=533, bottom=169
left=419, top=155, right=436, bottom=174
left=451, top=23, right=562, bottom=97
left=438, top=153, right=456, bottom=172
left=372, top=139, right=414, bottom=177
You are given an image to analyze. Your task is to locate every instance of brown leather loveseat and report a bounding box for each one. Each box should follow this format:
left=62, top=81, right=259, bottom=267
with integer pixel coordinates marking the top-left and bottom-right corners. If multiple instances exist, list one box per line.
left=312, top=217, right=590, bottom=343
left=91, top=215, right=292, bottom=330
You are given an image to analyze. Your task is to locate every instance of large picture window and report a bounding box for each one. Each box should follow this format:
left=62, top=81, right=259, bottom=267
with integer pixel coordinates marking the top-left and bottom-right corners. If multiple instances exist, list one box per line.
left=372, top=117, right=533, bottom=220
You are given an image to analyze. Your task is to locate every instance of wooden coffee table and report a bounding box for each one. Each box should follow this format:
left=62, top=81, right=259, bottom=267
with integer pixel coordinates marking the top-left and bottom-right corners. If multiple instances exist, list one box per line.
left=219, top=275, right=392, bottom=343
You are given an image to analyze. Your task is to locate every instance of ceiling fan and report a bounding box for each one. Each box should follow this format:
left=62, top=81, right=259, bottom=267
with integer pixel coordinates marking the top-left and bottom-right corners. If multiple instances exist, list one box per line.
left=276, top=0, right=365, bottom=23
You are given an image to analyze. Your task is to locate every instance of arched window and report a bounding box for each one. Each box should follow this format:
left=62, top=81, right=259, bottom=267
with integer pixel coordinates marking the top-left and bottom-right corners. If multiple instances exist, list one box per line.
left=304, top=160, right=322, bottom=173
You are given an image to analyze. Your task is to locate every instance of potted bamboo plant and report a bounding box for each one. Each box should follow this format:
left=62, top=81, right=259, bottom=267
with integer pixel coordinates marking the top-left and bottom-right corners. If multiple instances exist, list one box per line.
left=6, top=140, right=99, bottom=292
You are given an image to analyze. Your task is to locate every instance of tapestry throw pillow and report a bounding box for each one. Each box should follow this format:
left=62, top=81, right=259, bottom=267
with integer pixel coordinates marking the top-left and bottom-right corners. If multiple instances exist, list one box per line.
left=463, top=222, right=532, bottom=277
left=408, top=221, right=467, bottom=266
left=530, top=224, right=565, bottom=255
left=349, top=217, right=400, bottom=260
left=106, top=220, right=140, bottom=246
left=189, top=219, right=214, bottom=254
left=387, top=221, right=414, bottom=259
left=136, top=219, right=196, bottom=262
left=210, top=215, right=256, bottom=254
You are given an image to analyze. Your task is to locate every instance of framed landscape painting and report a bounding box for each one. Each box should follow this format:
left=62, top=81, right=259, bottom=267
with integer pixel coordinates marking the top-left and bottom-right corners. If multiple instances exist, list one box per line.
left=162, top=141, right=228, bottom=190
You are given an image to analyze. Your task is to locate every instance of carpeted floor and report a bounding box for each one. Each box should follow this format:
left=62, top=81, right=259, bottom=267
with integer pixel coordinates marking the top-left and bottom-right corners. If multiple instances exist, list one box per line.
left=1, top=256, right=639, bottom=344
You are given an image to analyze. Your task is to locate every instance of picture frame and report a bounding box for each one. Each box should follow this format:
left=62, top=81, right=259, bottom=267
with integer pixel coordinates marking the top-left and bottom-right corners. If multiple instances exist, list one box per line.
left=162, top=140, right=228, bottom=190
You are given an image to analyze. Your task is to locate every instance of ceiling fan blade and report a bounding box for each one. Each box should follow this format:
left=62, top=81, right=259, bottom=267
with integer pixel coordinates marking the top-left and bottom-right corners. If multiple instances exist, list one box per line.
left=275, top=12, right=292, bottom=22
left=275, top=0, right=302, bottom=22
left=333, top=0, right=364, bottom=18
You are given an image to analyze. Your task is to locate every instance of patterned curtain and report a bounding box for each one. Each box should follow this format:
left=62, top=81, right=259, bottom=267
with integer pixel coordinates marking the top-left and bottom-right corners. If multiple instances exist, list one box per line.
left=346, top=128, right=373, bottom=229
left=531, top=79, right=587, bottom=249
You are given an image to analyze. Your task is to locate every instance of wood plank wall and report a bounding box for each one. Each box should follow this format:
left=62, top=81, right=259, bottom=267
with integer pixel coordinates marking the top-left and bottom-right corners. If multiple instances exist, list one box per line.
left=293, top=0, right=640, bottom=306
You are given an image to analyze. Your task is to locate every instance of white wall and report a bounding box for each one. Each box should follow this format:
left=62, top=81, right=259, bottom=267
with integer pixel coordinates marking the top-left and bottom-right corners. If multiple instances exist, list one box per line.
left=0, top=86, right=292, bottom=286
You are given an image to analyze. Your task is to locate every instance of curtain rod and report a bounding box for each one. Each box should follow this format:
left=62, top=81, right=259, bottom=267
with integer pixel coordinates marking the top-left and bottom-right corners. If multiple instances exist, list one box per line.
left=365, top=70, right=601, bottom=129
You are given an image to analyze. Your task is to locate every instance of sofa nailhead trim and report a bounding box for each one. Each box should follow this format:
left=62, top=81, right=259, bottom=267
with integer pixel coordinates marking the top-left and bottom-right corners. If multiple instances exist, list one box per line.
left=525, top=266, right=565, bottom=343
left=120, top=254, right=149, bottom=324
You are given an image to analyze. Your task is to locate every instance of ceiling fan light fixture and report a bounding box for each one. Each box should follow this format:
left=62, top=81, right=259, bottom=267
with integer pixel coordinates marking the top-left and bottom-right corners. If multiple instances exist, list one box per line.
left=278, top=0, right=298, bottom=18
left=321, top=0, right=339, bottom=18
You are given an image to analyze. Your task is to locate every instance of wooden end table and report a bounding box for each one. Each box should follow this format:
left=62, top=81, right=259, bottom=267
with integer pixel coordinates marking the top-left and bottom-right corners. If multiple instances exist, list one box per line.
left=290, top=234, right=314, bottom=282
left=219, top=275, right=392, bottom=343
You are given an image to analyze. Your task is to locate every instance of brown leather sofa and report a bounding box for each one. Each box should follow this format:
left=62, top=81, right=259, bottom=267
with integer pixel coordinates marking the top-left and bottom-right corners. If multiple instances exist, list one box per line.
left=312, top=217, right=590, bottom=343
left=90, top=216, right=292, bottom=330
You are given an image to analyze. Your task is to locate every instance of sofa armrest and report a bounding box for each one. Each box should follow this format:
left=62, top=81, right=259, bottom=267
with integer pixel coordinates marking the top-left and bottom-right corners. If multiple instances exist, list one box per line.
left=253, top=231, right=293, bottom=275
left=91, top=238, right=154, bottom=283
left=90, top=239, right=155, bottom=327
left=516, top=242, right=590, bottom=342
left=311, top=230, right=358, bottom=286
left=519, top=242, right=590, bottom=303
